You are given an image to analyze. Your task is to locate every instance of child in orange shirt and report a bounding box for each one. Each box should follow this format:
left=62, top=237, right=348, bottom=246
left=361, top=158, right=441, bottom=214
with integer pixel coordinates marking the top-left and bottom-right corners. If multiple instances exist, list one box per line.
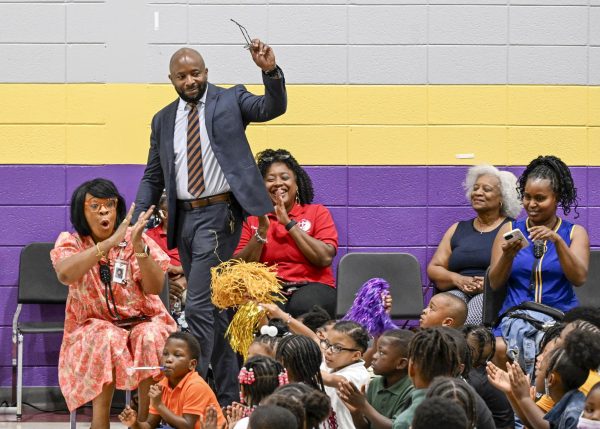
left=119, top=332, right=225, bottom=429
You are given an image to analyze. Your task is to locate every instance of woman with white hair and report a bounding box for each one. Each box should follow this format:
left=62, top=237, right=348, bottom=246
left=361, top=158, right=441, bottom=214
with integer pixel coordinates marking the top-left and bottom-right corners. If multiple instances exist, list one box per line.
left=427, top=165, right=521, bottom=325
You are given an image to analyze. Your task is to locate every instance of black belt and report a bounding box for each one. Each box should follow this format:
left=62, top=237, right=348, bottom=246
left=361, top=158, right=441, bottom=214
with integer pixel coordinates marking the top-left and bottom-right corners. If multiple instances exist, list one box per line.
left=177, top=192, right=232, bottom=211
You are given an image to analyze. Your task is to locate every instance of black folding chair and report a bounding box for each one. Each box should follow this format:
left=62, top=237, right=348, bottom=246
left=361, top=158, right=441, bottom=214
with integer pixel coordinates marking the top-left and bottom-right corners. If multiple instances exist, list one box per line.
left=335, top=252, right=424, bottom=323
left=574, top=250, right=600, bottom=307
left=9, top=242, right=67, bottom=421
left=482, top=267, right=507, bottom=327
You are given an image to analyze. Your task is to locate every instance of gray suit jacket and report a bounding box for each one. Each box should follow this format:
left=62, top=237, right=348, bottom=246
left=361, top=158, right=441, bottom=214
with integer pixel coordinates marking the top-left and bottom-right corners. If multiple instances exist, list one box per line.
left=134, top=69, right=287, bottom=249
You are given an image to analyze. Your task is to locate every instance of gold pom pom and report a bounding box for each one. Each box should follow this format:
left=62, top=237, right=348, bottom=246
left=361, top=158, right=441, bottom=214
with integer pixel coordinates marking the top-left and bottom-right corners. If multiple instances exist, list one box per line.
left=211, top=259, right=285, bottom=309
left=226, top=302, right=265, bottom=360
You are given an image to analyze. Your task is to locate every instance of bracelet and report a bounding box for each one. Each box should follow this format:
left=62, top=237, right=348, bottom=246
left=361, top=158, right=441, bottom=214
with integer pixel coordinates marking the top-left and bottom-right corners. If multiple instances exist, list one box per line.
left=285, top=220, right=297, bottom=232
left=135, top=245, right=149, bottom=258
left=95, top=243, right=106, bottom=260
left=254, top=229, right=268, bottom=244
left=284, top=313, right=292, bottom=325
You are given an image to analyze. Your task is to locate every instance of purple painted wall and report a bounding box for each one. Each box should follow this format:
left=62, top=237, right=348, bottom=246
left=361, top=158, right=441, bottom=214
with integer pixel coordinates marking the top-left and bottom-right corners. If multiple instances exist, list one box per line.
left=1, top=164, right=598, bottom=387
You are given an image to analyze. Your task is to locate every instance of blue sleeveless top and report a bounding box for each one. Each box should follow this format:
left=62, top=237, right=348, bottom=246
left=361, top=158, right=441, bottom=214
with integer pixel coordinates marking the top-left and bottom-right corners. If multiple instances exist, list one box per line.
left=499, top=218, right=579, bottom=315
left=448, top=218, right=511, bottom=277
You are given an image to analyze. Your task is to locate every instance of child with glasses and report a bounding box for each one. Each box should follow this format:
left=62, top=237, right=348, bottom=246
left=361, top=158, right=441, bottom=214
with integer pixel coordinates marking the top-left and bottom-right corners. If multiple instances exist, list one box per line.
left=320, top=321, right=370, bottom=429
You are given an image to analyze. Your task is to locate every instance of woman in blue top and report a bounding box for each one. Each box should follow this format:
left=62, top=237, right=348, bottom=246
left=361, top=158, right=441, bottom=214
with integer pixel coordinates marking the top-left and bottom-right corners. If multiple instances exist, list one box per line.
left=489, top=155, right=590, bottom=364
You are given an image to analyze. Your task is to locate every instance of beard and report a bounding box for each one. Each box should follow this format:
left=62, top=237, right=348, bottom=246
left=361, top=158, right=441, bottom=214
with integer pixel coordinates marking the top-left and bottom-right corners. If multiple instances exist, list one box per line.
left=176, top=82, right=207, bottom=104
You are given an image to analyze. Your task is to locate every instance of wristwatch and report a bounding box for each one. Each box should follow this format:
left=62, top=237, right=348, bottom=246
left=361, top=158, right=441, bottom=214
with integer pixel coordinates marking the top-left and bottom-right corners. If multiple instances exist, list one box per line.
left=263, top=66, right=280, bottom=78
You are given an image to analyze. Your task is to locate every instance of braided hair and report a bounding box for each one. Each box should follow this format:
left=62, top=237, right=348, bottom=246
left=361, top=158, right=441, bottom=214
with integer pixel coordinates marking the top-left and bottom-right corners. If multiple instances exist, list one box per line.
left=275, top=383, right=332, bottom=429
left=563, top=306, right=600, bottom=328
left=462, top=325, right=496, bottom=368
left=256, top=148, right=315, bottom=205
left=538, top=323, right=564, bottom=354
left=409, top=328, right=461, bottom=384
left=427, top=377, right=477, bottom=429
left=517, top=155, right=578, bottom=217
left=275, top=335, right=325, bottom=391
left=443, top=327, right=472, bottom=377
left=239, top=355, right=286, bottom=407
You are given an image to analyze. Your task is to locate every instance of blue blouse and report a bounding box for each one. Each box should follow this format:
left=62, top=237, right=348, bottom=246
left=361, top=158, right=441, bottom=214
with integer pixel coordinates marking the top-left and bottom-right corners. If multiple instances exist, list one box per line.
left=499, top=218, right=579, bottom=316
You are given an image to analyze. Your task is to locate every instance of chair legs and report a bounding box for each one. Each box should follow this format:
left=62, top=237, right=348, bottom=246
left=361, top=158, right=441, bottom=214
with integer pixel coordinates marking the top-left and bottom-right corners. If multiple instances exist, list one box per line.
left=16, top=331, right=23, bottom=420
left=70, top=408, right=77, bottom=429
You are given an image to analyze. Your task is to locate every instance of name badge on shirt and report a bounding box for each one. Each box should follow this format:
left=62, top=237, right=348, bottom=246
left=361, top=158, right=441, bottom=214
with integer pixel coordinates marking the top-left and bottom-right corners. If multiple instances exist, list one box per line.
left=112, top=259, right=129, bottom=284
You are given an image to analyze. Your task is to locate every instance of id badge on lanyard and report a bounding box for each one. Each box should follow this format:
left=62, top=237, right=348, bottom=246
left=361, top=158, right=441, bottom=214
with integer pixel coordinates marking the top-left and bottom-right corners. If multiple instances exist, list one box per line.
left=112, top=241, right=129, bottom=285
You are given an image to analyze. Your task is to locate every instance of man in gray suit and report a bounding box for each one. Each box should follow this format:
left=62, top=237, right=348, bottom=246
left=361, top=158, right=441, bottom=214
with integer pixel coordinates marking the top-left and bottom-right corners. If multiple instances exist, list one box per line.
left=133, top=39, right=286, bottom=404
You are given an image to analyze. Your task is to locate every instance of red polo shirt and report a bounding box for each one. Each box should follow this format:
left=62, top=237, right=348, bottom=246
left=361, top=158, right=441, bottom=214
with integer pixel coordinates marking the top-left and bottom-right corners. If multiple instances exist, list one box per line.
left=146, top=225, right=181, bottom=266
left=235, top=203, right=338, bottom=287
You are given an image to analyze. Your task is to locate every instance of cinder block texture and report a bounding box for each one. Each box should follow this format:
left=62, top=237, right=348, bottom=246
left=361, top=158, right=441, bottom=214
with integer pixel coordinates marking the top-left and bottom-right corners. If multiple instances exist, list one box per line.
left=509, top=6, right=588, bottom=45
left=348, top=6, right=427, bottom=45
left=429, top=6, right=507, bottom=45
left=428, top=46, right=507, bottom=84
left=66, top=3, right=107, bottom=43
left=0, top=3, right=65, bottom=43
left=349, top=46, right=427, bottom=84
left=268, top=6, right=346, bottom=44
left=508, top=46, right=587, bottom=84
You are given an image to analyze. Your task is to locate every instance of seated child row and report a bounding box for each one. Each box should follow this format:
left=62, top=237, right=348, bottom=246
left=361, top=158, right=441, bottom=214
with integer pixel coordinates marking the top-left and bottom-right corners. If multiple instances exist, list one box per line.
left=119, top=300, right=600, bottom=429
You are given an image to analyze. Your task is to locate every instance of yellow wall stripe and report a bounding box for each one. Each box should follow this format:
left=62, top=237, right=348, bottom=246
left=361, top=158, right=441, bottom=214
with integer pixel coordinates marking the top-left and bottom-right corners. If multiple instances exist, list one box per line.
left=0, top=84, right=598, bottom=165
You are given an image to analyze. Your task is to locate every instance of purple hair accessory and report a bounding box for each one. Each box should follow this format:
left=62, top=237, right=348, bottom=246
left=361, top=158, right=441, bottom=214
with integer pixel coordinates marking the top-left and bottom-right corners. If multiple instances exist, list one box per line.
left=343, top=278, right=397, bottom=337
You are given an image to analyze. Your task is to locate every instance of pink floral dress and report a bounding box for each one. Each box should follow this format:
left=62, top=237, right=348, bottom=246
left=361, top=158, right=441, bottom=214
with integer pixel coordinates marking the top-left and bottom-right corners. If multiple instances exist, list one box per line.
left=50, top=229, right=177, bottom=411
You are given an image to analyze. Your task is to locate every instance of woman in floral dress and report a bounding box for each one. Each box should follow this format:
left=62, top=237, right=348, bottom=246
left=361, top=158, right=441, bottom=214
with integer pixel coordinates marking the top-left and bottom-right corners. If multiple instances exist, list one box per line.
left=51, top=178, right=176, bottom=429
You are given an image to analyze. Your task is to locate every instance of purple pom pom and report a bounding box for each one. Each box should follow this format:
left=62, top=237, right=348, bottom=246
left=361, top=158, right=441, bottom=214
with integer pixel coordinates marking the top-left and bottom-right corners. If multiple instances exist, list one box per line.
left=343, top=278, right=397, bottom=337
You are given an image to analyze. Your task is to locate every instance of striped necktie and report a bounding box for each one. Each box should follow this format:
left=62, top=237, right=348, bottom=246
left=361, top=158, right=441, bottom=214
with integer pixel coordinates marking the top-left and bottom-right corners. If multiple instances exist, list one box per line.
left=187, top=102, right=205, bottom=197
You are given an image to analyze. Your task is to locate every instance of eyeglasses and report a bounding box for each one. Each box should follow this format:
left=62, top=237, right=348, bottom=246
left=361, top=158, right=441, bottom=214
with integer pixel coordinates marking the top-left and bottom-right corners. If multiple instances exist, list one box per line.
left=85, top=197, right=118, bottom=212
left=230, top=19, right=252, bottom=50
left=259, top=153, right=291, bottom=163
left=320, top=339, right=359, bottom=354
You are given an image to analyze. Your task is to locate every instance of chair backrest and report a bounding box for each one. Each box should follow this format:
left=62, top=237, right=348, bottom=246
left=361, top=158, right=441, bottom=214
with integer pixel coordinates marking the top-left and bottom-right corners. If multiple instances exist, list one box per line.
left=482, top=267, right=507, bottom=327
left=18, top=242, right=68, bottom=304
left=574, top=250, right=600, bottom=307
left=335, top=252, right=424, bottom=320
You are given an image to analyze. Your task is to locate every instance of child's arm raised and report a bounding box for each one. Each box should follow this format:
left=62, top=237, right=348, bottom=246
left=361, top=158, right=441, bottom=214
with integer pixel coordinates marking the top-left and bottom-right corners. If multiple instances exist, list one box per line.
left=338, top=380, right=394, bottom=429
left=150, top=384, right=199, bottom=429
left=119, top=406, right=162, bottom=429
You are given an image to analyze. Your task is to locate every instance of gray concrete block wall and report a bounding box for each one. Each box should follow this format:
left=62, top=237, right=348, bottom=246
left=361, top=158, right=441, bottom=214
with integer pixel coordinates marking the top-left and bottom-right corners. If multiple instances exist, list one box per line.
left=0, top=0, right=598, bottom=85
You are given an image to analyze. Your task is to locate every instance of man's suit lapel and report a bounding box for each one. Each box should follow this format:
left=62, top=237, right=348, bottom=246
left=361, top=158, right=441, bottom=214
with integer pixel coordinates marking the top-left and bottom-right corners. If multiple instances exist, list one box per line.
left=204, top=83, right=217, bottom=142
left=163, top=100, right=178, bottom=172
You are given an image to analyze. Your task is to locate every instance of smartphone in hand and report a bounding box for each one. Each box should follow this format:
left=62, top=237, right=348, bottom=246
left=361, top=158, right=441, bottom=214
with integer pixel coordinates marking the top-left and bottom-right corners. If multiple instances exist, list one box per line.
left=503, top=228, right=529, bottom=248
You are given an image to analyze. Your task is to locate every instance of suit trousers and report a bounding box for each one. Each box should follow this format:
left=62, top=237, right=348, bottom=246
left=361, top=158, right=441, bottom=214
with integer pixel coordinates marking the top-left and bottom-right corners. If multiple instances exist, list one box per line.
left=176, top=200, right=242, bottom=407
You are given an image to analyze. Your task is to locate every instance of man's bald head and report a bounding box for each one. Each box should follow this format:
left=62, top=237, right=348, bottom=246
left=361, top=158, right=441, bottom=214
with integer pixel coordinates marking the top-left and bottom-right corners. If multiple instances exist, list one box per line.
left=169, top=48, right=205, bottom=73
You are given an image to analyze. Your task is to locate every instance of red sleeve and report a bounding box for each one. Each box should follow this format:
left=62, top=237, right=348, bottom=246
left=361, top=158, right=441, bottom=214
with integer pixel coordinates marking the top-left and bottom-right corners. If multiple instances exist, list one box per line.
left=234, top=217, right=258, bottom=255
left=312, top=205, right=338, bottom=249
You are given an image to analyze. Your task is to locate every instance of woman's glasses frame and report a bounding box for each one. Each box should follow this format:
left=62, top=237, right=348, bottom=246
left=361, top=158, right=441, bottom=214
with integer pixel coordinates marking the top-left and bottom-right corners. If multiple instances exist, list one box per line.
left=85, top=197, right=118, bottom=213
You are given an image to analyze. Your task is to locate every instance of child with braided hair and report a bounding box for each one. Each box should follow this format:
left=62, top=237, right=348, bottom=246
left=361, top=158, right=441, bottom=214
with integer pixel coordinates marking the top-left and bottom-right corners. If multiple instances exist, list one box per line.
left=391, top=327, right=461, bottom=429
left=463, top=325, right=514, bottom=429
left=228, top=355, right=289, bottom=429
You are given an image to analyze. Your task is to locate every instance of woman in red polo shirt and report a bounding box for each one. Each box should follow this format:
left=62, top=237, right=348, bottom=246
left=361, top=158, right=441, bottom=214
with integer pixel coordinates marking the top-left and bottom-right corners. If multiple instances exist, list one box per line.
left=234, top=149, right=338, bottom=318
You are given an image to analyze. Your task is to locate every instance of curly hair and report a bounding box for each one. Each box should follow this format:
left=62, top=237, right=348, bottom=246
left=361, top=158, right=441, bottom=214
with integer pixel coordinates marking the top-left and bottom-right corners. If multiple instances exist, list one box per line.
left=563, top=306, right=600, bottom=328
left=463, top=165, right=521, bottom=219
left=274, top=383, right=332, bottom=429
left=256, top=148, right=315, bottom=204
left=413, top=397, right=468, bottom=429
left=298, top=305, right=333, bottom=333
left=517, top=155, right=578, bottom=217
